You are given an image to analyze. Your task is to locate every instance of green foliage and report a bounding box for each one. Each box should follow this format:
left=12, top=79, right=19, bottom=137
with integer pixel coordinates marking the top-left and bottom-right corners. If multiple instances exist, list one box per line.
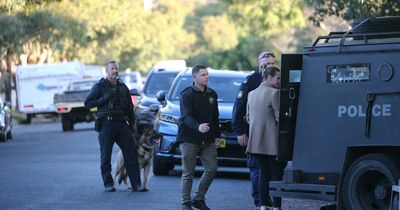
left=0, top=14, right=23, bottom=55
left=0, top=0, right=59, bottom=14
left=202, top=15, right=239, bottom=51
left=188, top=36, right=273, bottom=71
left=49, top=0, right=197, bottom=72
left=2, top=0, right=350, bottom=73
left=184, top=0, right=308, bottom=70
left=225, top=0, right=306, bottom=37
left=309, top=0, right=400, bottom=25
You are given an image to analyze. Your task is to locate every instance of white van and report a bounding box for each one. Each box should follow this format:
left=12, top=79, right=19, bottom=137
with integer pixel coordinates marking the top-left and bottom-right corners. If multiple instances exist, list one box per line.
left=15, top=62, right=103, bottom=123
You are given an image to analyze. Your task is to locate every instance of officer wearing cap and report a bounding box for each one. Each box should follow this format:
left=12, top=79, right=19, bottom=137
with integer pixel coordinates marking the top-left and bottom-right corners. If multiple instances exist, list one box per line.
left=232, top=51, right=276, bottom=209
left=84, top=60, right=144, bottom=192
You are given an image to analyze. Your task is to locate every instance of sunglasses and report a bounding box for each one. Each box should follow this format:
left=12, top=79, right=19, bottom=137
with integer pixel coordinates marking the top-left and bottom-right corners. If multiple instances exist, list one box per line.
left=259, top=52, right=275, bottom=60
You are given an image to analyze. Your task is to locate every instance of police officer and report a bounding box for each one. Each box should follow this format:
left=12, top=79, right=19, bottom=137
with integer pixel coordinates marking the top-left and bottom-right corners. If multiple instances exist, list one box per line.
left=232, top=52, right=276, bottom=209
left=84, top=60, right=144, bottom=192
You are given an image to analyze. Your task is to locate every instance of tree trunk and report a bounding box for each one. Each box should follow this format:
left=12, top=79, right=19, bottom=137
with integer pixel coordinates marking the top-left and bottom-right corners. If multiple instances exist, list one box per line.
left=20, top=54, right=28, bottom=66
left=5, top=48, right=14, bottom=103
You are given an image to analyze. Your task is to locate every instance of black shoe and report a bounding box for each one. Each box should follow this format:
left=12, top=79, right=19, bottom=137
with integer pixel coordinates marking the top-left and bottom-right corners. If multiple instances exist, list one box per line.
left=104, top=185, right=116, bottom=192
left=266, top=197, right=273, bottom=207
left=191, top=199, right=210, bottom=210
left=131, top=184, right=147, bottom=192
left=182, top=202, right=193, bottom=210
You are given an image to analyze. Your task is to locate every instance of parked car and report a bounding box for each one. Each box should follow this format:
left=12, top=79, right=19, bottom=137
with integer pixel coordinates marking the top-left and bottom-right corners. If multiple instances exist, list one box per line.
left=0, top=98, right=12, bottom=142
left=152, top=69, right=249, bottom=175
left=54, top=78, right=99, bottom=131
left=132, top=60, right=187, bottom=134
left=119, top=71, right=143, bottom=92
left=120, top=71, right=144, bottom=106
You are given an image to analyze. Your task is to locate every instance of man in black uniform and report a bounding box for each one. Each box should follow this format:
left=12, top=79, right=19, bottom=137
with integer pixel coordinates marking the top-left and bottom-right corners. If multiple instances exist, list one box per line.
left=178, top=64, right=221, bottom=210
left=84, top=60, right=144, bottom=192
left=232, top=52, right=276, bottom=209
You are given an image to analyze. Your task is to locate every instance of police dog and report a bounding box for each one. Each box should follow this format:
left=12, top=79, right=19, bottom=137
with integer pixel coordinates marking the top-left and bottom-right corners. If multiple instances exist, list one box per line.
left=113, top=125, right=161, bottom=191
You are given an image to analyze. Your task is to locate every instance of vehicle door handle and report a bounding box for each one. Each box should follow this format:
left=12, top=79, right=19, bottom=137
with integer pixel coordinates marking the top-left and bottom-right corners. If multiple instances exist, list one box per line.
left=289, top=87, right=296, bottom=100
left=285, top=107, right=292, bottom=118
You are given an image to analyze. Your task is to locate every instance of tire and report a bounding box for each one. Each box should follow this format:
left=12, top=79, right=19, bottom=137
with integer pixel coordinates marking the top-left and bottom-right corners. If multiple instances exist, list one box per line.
left=21, top=114, right=32, bottom=124
left=0, top=132, right=5, bottom=142
left=61, top=115, right=74, bottom=131
left=6, top=130, right=12, bottom=140
left=343, top=153, right=400, bottom=210
left=152, top=145, right=170, bottom=175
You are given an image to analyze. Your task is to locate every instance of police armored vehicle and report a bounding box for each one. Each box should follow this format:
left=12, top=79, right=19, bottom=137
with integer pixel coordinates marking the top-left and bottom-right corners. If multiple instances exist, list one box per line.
left=270, top=17, right=400, bottom=210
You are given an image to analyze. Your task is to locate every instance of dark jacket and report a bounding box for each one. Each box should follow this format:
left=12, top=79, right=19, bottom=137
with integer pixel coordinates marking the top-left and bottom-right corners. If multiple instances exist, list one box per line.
left=84, top=78, right=135, bottom=125
left=231, top=68, right=262, bottom=136
left=177, top=85, right=221, bottom=145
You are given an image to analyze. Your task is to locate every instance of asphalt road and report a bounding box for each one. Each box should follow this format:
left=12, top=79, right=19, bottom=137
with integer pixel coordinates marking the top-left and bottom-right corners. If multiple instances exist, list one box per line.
left=0, top=120, right=331, bottom=210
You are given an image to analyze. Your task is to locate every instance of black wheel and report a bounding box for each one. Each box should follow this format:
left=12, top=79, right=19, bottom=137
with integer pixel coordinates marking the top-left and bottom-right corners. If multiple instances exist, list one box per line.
left=343, top=153, right=400, bottom=210
left=61, top=115, right=74, bottom=131
left=152, top=145, right=170, bottom=175
left=21, top=114, right=32, bottom=124
left=6, top=130, right=12, bottom=140
left=0, top=132, right=5, bottom=142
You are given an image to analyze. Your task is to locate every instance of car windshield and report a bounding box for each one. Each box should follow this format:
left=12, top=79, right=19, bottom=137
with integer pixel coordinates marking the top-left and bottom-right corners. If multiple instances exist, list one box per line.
left=144, top=72, right=178, bottom=96
left=169, top=75, right=244, bottom=103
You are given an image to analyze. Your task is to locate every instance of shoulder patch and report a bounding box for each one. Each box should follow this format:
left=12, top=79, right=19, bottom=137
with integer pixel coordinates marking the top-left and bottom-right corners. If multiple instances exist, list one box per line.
left=237, top=90, right=244, bottom=99
left=209, top=97, right=214, bottom=104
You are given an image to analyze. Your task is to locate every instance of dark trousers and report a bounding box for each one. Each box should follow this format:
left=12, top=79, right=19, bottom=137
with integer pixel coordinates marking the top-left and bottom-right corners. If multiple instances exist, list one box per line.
left=247, top=154, right=260, bottom=206
left=253, top=154, right=286, bottom=207
left=98, top=119, right=141, bottom=187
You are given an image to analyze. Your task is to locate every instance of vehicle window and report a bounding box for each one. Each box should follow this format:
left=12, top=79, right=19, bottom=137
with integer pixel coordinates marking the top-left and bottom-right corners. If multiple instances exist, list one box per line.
left=326, top=63, right=370, bottom=83
left=72, top=80, right=97, bottom=91
left=289, top=70, right=302, bottom=83
left=121, top=74, right=137, bottom=83
left=170, top=75, right=244, bottom=103
left=144, top=72, right=178, bottom=96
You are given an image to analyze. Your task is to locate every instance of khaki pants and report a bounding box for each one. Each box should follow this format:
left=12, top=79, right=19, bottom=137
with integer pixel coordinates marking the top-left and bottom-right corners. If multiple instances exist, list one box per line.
left=180, top=142, right=218, bottom=204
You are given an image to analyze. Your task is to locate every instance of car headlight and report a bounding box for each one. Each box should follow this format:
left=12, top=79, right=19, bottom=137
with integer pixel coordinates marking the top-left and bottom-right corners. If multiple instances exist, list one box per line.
left=136, top=104, right=150, bottom=114
left=160, top=113, right=179, bottom=124
left=0, top=116, right=5, bottom=127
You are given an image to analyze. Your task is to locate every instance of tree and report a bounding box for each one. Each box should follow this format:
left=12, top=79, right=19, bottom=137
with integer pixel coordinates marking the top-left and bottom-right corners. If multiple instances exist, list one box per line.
left=0, top=0, right=60, bottom=14
left=17, top=11, right=86, bottom=65
left=0, top=15, right=23, bottom=101
left=49, top=0, right=197, bottom=72
left=0, top=0, right=68, bottom=104
left=309, top=0, right=400, bottom=25
left=213, top=0, right=308, bottom=69
left=225, top=0, right=306, bottom=37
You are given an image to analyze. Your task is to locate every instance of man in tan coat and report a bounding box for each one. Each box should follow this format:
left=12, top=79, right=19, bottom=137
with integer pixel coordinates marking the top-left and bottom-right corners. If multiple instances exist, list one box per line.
left=246, top=66, right=286, bottom=210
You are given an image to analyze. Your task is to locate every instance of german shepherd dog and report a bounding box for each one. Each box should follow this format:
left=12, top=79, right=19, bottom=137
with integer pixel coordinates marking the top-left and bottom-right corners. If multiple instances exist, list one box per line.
left=113, top=125, right=161, bottom=191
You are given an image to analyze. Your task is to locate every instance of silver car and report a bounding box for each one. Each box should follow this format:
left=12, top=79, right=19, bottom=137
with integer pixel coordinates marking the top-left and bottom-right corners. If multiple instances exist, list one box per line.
left=0, top=98, right=12, bottom=142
